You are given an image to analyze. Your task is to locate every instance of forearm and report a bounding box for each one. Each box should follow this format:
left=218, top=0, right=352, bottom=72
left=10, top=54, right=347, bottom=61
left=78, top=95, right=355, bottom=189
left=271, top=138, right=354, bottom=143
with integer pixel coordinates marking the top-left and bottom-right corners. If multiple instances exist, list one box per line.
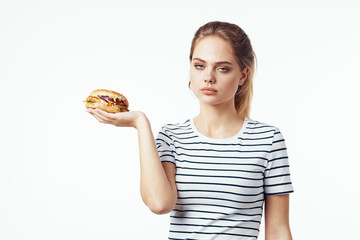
left=136, top=114, right=177, bottom=214
left=265, top=229, right=292, bottom=240
left=265, top=194, right=292, bottom=240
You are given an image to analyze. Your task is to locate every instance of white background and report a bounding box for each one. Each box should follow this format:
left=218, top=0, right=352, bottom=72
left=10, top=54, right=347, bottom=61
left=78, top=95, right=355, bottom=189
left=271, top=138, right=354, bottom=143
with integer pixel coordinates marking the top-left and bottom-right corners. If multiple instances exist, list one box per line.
left=1, top=0, right=359, bottom=239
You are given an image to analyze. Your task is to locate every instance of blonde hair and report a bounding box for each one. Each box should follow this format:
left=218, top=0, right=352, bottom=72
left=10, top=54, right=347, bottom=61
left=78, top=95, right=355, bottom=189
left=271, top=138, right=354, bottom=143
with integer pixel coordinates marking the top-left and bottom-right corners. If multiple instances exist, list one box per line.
left=189, top=21, right=257, bottom=118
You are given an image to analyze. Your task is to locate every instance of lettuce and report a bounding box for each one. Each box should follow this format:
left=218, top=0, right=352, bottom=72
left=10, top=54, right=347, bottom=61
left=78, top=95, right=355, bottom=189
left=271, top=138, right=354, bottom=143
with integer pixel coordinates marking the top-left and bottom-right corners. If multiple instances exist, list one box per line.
left=83, top=101, right=95, bottom=106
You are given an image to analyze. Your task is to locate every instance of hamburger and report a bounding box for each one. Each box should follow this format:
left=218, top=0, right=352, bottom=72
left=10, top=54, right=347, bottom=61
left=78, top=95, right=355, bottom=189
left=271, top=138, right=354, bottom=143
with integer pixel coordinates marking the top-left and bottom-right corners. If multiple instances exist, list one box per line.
left=84, top=89, right=129, bottom=113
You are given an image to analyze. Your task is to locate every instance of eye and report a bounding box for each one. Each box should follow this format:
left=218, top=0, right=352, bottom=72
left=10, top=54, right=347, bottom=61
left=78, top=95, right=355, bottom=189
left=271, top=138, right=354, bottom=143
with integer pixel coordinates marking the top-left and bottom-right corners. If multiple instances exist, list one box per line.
left=194, top=64, right=204, bottom=69
left=218, top=67, right=229, bottom=72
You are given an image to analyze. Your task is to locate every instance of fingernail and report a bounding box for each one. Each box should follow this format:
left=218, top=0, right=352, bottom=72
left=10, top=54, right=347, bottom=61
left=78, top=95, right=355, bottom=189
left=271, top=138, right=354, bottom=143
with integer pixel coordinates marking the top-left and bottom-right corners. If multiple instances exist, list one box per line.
left=84, top=109, right=91, bottom=113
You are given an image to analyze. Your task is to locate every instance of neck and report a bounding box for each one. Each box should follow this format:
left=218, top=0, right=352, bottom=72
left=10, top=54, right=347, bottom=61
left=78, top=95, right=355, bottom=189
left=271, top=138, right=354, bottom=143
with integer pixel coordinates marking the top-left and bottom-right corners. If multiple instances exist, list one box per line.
left=193, top=102, right=245, bottom=138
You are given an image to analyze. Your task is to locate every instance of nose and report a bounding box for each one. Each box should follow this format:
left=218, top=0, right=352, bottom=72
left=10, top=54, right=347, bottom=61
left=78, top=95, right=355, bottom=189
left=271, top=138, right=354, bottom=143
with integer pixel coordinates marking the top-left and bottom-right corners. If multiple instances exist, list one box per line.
left=204, top=68, right=216, bottom=84
left=204, top=78, right=215, bottom=84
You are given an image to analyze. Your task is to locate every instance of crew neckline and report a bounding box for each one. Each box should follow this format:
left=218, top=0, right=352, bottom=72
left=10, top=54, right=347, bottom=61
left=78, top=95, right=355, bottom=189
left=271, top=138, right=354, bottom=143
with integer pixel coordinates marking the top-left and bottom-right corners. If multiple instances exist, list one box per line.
left=190, top=117, right=249, bottom=142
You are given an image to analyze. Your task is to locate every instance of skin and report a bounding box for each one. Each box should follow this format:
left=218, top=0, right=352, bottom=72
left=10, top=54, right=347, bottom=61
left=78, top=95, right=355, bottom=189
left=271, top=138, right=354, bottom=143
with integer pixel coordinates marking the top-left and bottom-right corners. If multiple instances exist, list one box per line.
left=86, top=35, right=292, bottom=239
left=189, top=36, right=248, bottom=139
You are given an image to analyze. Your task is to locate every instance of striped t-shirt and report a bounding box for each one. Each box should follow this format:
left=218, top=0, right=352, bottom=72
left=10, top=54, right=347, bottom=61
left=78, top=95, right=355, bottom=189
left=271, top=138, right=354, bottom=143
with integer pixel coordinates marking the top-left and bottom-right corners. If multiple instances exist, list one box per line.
left=155, top=117, right=294, bottom=240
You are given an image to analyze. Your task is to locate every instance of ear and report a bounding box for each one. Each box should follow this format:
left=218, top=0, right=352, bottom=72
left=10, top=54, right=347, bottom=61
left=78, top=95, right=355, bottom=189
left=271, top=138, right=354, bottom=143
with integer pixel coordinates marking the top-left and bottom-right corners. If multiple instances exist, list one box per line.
left=239, top=66, right=250, bottom=86
left=188, top=71, right=192, bottom=89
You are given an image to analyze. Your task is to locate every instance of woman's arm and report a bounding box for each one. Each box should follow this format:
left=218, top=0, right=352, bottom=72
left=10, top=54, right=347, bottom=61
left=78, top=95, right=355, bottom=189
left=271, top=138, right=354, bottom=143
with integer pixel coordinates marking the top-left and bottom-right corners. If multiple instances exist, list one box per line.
left=87, top=109, right=177, bottom=214
left=136, top=114, right=177, bottom=214
left=264, top=194, right=292, bottom=240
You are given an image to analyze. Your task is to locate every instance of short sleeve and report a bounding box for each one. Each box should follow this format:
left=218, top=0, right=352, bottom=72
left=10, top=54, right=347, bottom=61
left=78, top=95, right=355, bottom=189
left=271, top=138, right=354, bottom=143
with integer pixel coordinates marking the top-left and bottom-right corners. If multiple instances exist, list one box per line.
left=264, top=128, right=294, bottom=195
left=155, top=126, right=176, bottom=165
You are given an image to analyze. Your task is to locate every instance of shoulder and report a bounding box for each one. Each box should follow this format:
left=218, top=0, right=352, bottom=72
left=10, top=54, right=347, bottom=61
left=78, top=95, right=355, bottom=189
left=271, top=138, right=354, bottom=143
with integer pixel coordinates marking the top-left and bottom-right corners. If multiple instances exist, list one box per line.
left=157, top=119, right=193, bottom=140
left=244, top=118, right=288, bottom=155
left=246, top=117, right=279, bottom=132
left=160, top=119, right=191, bottom=132
left=245, top=117, right=284, bottom=140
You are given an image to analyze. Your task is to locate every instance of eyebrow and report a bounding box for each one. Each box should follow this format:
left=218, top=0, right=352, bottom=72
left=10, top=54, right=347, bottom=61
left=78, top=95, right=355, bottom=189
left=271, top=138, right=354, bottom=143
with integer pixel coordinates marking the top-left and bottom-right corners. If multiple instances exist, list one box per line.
left=192, top=57, right=233, bottom=65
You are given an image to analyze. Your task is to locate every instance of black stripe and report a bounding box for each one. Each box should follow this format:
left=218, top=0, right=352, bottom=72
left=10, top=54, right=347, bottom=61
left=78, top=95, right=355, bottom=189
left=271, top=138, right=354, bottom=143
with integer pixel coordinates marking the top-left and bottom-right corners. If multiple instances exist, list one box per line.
left=165, top=121, right=190, bottom=128
left=177, top=196, right=264, bottom=205
left=265, top=190, right=294, bottom=195
left=176, top=152, right=268, bottom=161
left=158, top=132, right=172, bottom=141
left=176, top=166, right=264, bottom=174
left=169, top=238, right=195, bottom=240
left=170, top=222, right=259, bottom=231
left=238, top=136, right=273, bottom=141
left=173, top=208, right=263, bottom=217
left=264, top=182, right=292, bottom=187
left=161, top=160, right=176, bottom=165
left=265, top=173, right=290, bottom=179
left=169, top=230, right=257, bottom=237
left=175, top=145, right=269, bottom=154
left=165, top=130, right=194, bottom=135
left=156, top=138, right=170, bottom=146
left=265, top=165, right=289, bottom=171
left=177, top=189, right=264, bottom=197
left=167, top=134, right=199, bottom=140
left=173, top=139, right=272, bottom=147
left=176, top=173, right=263, bottom=181
left=159, top=154, right=175, bottom=159
left=243, top=129, right=275, bottom=135
left=247, top=125, right=274, bottom=130
left=169, top=238, right=198, bottom=240
left=176, top=203, right=262, bottom=211
left=166, top=121, right=190, bottom=127
left=269, top=147, right=286, bottom=153
left=158, top=150, right=174, bottom=153
left=170, top=215, right=261, bottom=224
left=273, top=139, right=285, bottom=144
left=164, top=125, right=192, bottom=131
left=176, top=181, right=263, bottom=189
left=268, top=156, right=288, bottom=163
left=175, top=159, right=266, bottom=168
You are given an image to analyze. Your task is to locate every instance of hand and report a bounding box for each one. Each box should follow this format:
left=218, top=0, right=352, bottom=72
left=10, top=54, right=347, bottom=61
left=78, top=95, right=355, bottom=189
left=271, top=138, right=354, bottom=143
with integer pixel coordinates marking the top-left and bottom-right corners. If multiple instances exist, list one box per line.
left=85, top=108, right=146, bottom=129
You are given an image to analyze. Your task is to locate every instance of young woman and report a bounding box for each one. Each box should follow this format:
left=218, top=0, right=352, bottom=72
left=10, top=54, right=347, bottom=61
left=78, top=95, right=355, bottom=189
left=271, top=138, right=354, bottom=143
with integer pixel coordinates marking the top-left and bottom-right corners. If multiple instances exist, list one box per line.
left=86, top=21, right=294, bottom=240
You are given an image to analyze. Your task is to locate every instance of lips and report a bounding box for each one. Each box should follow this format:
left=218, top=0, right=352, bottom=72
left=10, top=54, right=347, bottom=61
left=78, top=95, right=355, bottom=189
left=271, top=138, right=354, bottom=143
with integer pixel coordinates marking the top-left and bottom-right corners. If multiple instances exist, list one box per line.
left=201, top=87, right=218, bottom=95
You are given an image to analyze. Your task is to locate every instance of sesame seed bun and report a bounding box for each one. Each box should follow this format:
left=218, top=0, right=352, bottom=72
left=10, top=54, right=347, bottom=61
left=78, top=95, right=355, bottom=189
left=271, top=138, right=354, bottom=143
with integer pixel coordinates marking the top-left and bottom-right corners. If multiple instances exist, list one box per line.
left=85, top=89, right=129, bottom=113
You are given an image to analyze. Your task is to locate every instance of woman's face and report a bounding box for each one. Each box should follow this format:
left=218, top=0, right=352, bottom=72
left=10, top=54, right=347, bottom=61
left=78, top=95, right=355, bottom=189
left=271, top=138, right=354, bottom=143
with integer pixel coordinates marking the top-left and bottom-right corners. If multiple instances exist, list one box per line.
left=190, top=36, right=246, bottom=109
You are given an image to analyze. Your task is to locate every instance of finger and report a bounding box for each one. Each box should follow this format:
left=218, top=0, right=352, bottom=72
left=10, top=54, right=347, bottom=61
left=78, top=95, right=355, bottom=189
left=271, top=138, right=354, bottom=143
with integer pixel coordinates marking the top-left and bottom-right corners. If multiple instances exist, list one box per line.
left=94, top=109, right=122, bottom=123
left=91, top=112, right=108, bottom=123
left=89, top=109, right=112, bottom=124
left=94, top=108, right=115, bottom=119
